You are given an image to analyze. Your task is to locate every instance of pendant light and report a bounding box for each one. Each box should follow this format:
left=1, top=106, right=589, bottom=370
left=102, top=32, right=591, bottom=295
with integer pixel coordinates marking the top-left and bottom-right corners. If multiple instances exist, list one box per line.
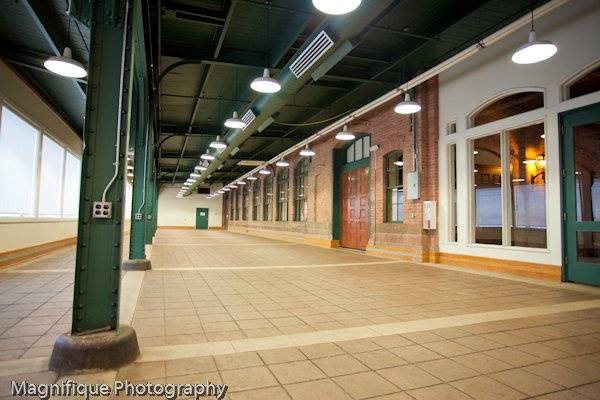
left=237, top=180, right=246, bottom=185
left=209, top=135, right=227, bottom=149
left=276, top=158, right=290, bottom=167
left=394, top=91, right=421, bottom=115
left=512, top=4, right=557, bottom=64
left=224, top=111, right=246, bottom=129
left=195, top=164, right=207, bottom=172
left=44, top=46, right=87, bottom=78
left=335, top=125, right=355, bottom=141
left=251, top=69, right=281, bottom=93
left=247, top=176, right=258, bottom=181
left=190, top=173, right=201, bottom=178
left=222, top=187, right=231, bottom=191
left=201, top=152, right=215, bottom=161
left=312, top=0, right=361, bottom=15
left=259, top=167, right=272, bottom=175
left=299, top=145, right=316, bottom=157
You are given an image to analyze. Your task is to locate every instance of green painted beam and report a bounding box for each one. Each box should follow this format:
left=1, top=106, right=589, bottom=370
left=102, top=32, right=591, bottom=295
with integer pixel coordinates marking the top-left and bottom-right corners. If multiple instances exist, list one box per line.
left=71, top=0, right=133, bottom=334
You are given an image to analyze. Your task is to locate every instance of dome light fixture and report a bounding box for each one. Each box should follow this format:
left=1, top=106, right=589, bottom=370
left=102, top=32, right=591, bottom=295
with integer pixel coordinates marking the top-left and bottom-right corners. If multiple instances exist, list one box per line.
left=237, top=180, right=246, bottom=185
left=251, top=68, right=281, bottom=93
left=230, top=184, right=238, bottom=189
left=299, top=145, right=316, bottom=157
left=222, top=187, right=231, bottom=191
left=44, top=47, right=87, bottom=78
left=512, top=8, right=557, bottom=65
left=312, top=0, right=361, bottom=15
left=224, top=111, right=247, bottom=129
left=335, top=125, right=356, bottom=141
left=190, top=173, right=201, bottom=178
left=209, top=135, right=227, bottom=149
left=393, top=160, right=404, bottom=167
left=259, top=167, right=272, bottom=175
left=276, top=158, right=290, bottom=167
left=201, top=152, right=215, bottom=161
left=195, top=165, right=207, bottom=172
left=247, top=176, right=258, bottom=181
left=394, top=92, right=421, bottom=115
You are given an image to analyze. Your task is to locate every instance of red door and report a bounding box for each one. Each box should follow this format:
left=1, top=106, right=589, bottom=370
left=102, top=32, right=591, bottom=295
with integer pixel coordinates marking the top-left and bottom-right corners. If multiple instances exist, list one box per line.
left=341, top=168, right=369, bottom=250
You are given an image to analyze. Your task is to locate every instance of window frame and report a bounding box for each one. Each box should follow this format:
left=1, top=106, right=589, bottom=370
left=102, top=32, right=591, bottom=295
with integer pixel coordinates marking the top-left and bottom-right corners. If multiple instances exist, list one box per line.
left=384, top=150, right=404, bottom=223
left=276, top=168, right=289, bottom=222
left=263, top=175, right=273, bottom=221
left=294, top=159, right=309, bottom=222
left=467, top=88, right=545, bottom=129
left=252, top=180, right=260, bottom=221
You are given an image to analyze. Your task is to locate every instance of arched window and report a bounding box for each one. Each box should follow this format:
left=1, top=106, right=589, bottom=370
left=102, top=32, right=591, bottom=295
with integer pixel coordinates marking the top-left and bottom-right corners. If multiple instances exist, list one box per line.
left=470, top=91, right=544, bottom=128
left=294, top=159, right=309, bottom=221
left=242, top=186, right=249, bottom=220
left=276, top=168, right=289, bottom=221
left=263, top=174, right=273, bottom=221
left=252, top=180, right=260, bottom=221
left=385, top=151, right=404, bottom=222
left=229, top=192, right=234, bottom=220
left=565, top=64, right=600, bottom=100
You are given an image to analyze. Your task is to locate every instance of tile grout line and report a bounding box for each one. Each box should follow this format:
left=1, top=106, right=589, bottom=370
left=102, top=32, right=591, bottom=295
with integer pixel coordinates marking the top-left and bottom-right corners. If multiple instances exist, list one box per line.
left=136, top=298, right=600, bottom=363
left=151, top=260, right=401, bottom=271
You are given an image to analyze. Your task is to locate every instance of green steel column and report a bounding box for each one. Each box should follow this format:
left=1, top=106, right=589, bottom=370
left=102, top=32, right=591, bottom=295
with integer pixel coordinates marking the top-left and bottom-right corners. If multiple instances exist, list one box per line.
left=144, top=132, right=156, bottom=244
left=153, top=175, right=159, bottom=237
left=128, top=79, right=148, bottom=261
left=72, top=0, right=133, bottom=334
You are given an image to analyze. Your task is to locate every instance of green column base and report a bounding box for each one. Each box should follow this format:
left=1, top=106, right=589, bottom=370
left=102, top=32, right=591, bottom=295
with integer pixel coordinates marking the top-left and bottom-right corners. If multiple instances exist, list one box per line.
left=122, top=259, right=152, bottom=271
left=48, top=325, right=140, bottom=374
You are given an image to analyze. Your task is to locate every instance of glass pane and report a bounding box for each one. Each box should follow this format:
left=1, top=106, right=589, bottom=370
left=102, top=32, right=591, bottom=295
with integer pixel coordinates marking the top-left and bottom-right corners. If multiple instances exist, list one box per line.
left=39, top=135, right=65, bottom=217
left=347, top=144, right=354, bottom=163
left=472, top=92, right=543, bottom=127
left=576, top=231, right=600, bottom=264
left=62, top=152, right=81, bottom=218
left=449, top=144, right=458, bottom=242
left=396, top=190, right=404, bottom=222
left=473, top=134, right=502, bottom=245
left=574, top=122, right=600, bottom=222
left=0, top=107, right=39, bottom=216
left=363, top=136, right=370, bottom=158
left=355, top=138, right=363, bottom=161
left=508, top=123, right=547, bottom=248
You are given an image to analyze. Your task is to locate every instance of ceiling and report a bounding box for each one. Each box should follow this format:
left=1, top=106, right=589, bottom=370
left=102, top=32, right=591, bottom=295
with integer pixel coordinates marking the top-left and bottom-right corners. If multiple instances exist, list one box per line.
left=0, top=0, right=551, bottom=185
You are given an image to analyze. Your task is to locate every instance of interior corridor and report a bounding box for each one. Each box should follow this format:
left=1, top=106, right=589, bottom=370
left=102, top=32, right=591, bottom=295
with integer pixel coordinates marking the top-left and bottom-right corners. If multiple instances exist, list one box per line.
left=2, top=229, right=600, bottom=399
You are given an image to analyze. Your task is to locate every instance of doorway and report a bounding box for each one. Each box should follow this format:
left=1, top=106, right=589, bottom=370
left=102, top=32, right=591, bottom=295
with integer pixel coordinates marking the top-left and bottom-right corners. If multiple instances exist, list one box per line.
left=195, top=208, right=209, bottom=230
left=561, top=103, right=600, bottom=285
left=341, top=167, right=369, bottom=250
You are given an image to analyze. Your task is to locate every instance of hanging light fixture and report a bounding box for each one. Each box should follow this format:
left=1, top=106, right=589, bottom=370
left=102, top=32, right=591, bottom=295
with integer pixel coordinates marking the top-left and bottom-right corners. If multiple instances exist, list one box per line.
left=299, top=145, right=316, bottom=157
left=335, top=125, right=355, bottom=141
left=195, top=164, right=207, bottom=172
left=237, top=180, right=246, bottom=185
left=44, top=47, right=87, bottom=78
left=251, top=69, right=281, bottom=94
left=209, top=135, right=227, bottom=149
left=190, top=173, right=201, bottom=178
left=394, top=92, right=421, bottom=115
left=276, top=158, right=290, bottom=167
left=393, top=160, right=404, bottom=167
left=247, top=176, right=258, bottom=181
left=201, top=152, right=215, bottom=161
left=224, top=111, right=247, bottom=129
left=230, top=184, right=238, bottom=189
left=259, top=167, right=272, bottom=175
left=312, top=0, right=361, bottom=15
left=512, top=6, right=557, bottom=64
left=222, top=187, right=231, bottom=191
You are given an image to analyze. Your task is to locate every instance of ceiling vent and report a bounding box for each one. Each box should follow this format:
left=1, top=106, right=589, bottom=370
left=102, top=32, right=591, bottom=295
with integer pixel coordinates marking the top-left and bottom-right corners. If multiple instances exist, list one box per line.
left=241, top=109, right=256, bottom=129
left=289, top=31, right=334, bottom=79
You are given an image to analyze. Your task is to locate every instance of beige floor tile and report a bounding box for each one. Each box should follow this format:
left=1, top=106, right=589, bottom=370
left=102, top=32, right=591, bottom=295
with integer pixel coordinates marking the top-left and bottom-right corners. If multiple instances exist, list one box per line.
left=285, top=378, right=352, bottom=400
left=532, top=390, right=593, bottom=400
left=450, top=376, right=526, bottom=400
left=312, top=354, right=369, bottom=377
left=451, top=352, right=512, bottom=374
left=417, top=358, right=479, bottom=382
left=390, top=344, right=443, bottom=363
left=573, top=382, right=600, bottom=400
left=453, top=336, right=505, bottom=351
left=335, top=338, right=380, bottom=353
left=229, top=386, right=290, bottom=400
left=490, top=368, right=563, bottom=396
left=333, top=371, right=399, bottom=399
left=377, top=365, right=442, bottom=390
left=554, top=356, right=600, bottom=379
left=215, top=352, right=263, bottom=371
left=220, top=366, right=278, bottom=393
left=514, top=343, right=572, bottom=360
left=259, top=348, right=306, bottom=364
left=118, top=361, right=166, bottom=381
left=408, top=383, right=475, bottom=400
left=402, top=331, right=443, bottom=344
left=298, top=343, right=344, bottom=359
left=368, top=393, right=414, bottom=400
left=523, top=361, right=595, bottom=388
left=165, top=356, right=217, bottom=377
left=423, top=340, right=474, bottom=357
left=372, top=335, right=414, bottom=348
left=484, top=347, right=544, bottom=367
left=268, top=360, right=325, bottom=384
left=354, top=349, right=407, bottom=369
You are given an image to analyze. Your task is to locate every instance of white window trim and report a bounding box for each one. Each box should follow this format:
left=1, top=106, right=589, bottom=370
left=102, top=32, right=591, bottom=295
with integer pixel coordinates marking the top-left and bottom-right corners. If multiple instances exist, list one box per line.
left=560, top=58, right=600, bottom=101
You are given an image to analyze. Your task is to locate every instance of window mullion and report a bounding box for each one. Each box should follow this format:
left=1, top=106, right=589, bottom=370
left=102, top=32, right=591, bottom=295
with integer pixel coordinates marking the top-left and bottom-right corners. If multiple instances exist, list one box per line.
left=33, top=132, right=43, bottom=218
left=59, top=147, right=67, bottom=218
left=501, top=130, right=511, bottom=247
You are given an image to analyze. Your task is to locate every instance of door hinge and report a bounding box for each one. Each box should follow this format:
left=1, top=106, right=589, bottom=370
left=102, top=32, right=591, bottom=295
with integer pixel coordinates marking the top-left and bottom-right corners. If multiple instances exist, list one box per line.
left=564, top=256, right=568, bottom=264
left=563, top=212, right=567, bottom=221
left=562, top=169, right=566, bottom=178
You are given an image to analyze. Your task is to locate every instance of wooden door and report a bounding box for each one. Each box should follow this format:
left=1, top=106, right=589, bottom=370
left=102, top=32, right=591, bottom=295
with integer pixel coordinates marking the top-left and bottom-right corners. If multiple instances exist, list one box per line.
left=341, top=168, right=369, bottom=250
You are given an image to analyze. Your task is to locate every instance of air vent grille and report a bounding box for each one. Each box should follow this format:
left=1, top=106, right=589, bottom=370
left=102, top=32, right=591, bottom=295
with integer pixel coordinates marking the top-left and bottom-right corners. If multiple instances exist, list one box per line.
left=289, top=31, right=334, bottom=79
left=242, top=109, right=256, bottom=129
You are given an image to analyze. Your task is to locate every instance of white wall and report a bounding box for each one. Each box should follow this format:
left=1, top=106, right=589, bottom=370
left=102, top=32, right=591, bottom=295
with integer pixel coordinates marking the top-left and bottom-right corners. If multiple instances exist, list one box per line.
left=438, top=0, right=600, bottom=265
left=0, top=60, right=83, bottom=253
left=158, top=186, right=223, bottom=228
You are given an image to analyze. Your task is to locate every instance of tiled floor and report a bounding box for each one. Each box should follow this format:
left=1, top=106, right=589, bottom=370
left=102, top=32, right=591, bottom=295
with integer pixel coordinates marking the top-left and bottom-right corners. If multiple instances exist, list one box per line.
left=1, top=229, right=600, bottom=399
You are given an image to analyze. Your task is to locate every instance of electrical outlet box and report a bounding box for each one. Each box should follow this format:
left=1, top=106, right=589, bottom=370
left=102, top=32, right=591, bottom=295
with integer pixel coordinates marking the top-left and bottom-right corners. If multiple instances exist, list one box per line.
left=423, top=201, right=437, bottom=230
left=407, top=172, right=420, bottom=200
left=93, top=202, right=112, bottom=219
left=134, top=213, right=143, bottom=220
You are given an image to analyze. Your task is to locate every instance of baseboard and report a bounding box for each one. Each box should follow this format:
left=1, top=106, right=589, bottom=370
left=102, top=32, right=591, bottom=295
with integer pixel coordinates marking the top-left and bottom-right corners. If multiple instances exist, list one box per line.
left=227, top=227, right=337, bottom=249
left=437, top=252, right=561, bottom=281
left=0, top=237, right=77, bottom=269
left=158, top=226, right=195, bottom=230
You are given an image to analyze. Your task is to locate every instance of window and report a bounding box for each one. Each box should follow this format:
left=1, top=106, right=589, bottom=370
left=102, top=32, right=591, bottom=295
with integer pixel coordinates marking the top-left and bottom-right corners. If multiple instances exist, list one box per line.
left=263, top=175, right=273, bottom=221
left=294, top=159, right=309, bottom=221
left=0, top=107, right=39, bottom=216
left=0, top=105, right=81, bottom=218
left=346, top=136, right=370, bottom=163
left=385, top=151, right=404, bottom=222
left=471, top=122, right=546, bottom=248
left=38, top=135, right=65, bottom=217
left=276, top=168, right=289, bottom=221
left=252, top=180, right=260, bottom=221
left=447, top=121, right=457, bottom=135
left=229, top=192, right=234, bottom=220
left=235, top=189, right=241, bottom=220
left=470, top=91, right=544, bottom=128
left=566, top=65, right=600, bottom=100
left=242, top=186, right=249, bottom=220
left=449, top=144, right=457, bottom=242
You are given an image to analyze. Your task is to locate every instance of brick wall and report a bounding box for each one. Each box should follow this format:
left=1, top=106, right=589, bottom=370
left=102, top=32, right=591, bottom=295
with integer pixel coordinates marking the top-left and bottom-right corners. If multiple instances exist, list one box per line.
left=227, top=77, right=439, bottom=260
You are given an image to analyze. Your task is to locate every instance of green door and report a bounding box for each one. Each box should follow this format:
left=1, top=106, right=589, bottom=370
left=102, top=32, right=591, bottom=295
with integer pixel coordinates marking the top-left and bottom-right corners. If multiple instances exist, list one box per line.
left=196, top=208, right=209, bottom=230
left=561, top=103, right=600, bottom=285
